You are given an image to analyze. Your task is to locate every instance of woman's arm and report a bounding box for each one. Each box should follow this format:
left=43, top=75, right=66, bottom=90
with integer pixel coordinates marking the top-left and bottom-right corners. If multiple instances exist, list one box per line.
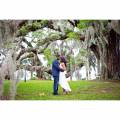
left=60, top=63, right=66, bottom=71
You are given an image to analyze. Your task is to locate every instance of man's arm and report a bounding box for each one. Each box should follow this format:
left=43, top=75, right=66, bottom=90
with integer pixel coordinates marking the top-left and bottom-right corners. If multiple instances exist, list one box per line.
left=54, top=61, right=64, bottom=72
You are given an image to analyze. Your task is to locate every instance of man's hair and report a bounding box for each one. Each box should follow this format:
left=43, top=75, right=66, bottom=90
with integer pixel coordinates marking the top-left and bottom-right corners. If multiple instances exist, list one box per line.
left=55, top=53, right=60, bottom=60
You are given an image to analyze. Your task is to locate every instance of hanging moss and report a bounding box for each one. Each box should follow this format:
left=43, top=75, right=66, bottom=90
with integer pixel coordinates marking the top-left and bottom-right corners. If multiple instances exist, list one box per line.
left=18, top=20, right=48, bottom=36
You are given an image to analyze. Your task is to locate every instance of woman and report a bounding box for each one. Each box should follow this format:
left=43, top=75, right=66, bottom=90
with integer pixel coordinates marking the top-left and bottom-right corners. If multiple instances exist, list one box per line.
left=59, top=57, right=71, bottom=94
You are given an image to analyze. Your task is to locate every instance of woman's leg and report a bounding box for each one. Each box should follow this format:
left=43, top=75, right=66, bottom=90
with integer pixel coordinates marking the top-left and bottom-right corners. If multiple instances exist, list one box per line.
left=63, top=89, right=70, bottom=94
left=63, top=88, right=65, bottom=92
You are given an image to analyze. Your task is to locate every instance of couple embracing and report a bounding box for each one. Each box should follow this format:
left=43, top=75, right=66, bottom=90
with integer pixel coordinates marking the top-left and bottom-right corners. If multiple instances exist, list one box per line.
left=52, top=54, right=71, bottom=95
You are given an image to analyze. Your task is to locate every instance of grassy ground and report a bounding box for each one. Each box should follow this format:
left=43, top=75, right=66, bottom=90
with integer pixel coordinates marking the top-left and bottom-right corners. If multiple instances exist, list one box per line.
left=3, top=80, right=120, bottom=100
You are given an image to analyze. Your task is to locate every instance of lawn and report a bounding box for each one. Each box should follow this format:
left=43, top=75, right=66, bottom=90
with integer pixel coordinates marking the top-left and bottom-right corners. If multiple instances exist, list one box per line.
left=3, top=80, right=120, bottom=100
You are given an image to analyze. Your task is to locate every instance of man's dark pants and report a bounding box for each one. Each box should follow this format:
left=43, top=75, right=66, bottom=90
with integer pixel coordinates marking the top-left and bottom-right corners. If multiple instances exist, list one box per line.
left=53, top=76, right=59, bottom=95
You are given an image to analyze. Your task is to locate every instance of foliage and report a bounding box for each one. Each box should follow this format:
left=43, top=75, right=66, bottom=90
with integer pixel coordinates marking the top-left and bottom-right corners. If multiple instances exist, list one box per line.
left=101, top=20, right=108, bottom=27
left=18, top=24, right=30, bottom=36
left=73, top=49, right=89, bottom=68
left=44, top=48, right=55, bottom=66
left=38, top=20, right=48, bottom=27
left=67, top=32, right=80, bottom=40
left=31, top=76, right=37, bottom=80
left=18, top=20, right=48, bottom=36
left=4, top=42, right=13, bottom=49
left=69, top=56, right=75, bottom=65
left=88, top=39, right=97, bottom=47
left=79, top=49, right=88, bottom=56
left=21, top=58, right=32, bottom=65
left=77, top=20, right=90, bottom=29
left=32, top=30, right=46, bottom=38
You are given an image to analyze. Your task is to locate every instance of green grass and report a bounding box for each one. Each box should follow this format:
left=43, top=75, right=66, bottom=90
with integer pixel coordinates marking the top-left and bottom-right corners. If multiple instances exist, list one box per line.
left=3, top=80, right=120, bottom=100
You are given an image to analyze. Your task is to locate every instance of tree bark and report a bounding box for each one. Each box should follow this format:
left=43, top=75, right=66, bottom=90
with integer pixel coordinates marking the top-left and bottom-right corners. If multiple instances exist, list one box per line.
left=107, top=29, right=120, bottom=80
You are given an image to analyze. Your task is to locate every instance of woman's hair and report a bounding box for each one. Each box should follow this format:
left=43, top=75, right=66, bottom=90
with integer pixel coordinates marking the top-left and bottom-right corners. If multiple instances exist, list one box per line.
left=60, top=56, right=67, bottom=67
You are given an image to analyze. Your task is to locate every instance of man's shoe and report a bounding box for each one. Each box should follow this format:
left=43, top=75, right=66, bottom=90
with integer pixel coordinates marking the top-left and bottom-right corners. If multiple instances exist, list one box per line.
left=53, top=93, right=59, bottom=95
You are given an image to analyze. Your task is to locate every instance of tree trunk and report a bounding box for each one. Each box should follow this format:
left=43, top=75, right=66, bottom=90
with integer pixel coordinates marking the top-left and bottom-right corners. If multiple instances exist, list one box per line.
left=96, top=59, right=101, bottom=80
left=0, top=73, right=4, bottom=100
left=36, top=69, right=43, bottom=79
left=24, top=65, right=27, bottom=82
left=107, top=29, right=120, bottom=80
left=86, top=58, right=90, bottom=80
left=9, top=50, right=17, bottom=100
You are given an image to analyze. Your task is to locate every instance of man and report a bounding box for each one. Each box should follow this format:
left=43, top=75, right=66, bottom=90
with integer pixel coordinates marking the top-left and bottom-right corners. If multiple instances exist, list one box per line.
left=52, top=54, right=63, bottom=95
